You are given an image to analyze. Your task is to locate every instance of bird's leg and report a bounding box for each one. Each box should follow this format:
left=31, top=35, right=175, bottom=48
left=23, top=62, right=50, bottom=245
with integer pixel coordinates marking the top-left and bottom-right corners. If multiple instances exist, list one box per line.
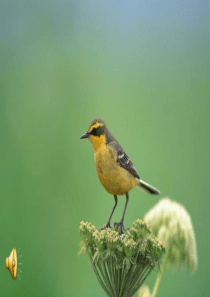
left=101, top=195, right=118, bottom=229
left=114, top=192, right=129, bottom=233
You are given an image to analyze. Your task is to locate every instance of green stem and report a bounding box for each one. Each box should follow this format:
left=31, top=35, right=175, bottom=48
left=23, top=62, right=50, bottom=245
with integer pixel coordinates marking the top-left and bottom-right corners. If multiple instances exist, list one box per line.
left=127, top=265, right=147, bottom=297
left=120, top=264, right=133, bottom=296
left=128, top=260, right=146, bottom=291
left=121, top=251, right=141, bottom=297
left=130, top=265, right=154, bottom=297
left=151, top=245, right=171, bottom=297
left=114, top=265, right=118, bottom=295
left=131, top=268, right=146, bottom=293
left=119, top=263, right=128, bottom=297
left=91, top=261, right=111, bottom=297
left=122, top=265, right=136, bottom=297
left=108, top=258, right=117, bottom=297
left=117, top=267, right=122, bottom=295
left=98, top=261, right=114, bottom=296
left=119, top=265, right=126, bottom=297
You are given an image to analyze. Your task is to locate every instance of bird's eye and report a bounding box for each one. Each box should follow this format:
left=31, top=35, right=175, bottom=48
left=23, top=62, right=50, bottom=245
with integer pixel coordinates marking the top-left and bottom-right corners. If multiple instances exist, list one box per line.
left=91, top=127, right=98, bottom=136
left=90, top=126, right=105, bottom=136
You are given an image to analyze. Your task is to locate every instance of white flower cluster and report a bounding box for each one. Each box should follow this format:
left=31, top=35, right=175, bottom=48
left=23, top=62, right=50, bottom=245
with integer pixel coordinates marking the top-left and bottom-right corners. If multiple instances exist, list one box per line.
left=144, top=198, right=197, bottom=272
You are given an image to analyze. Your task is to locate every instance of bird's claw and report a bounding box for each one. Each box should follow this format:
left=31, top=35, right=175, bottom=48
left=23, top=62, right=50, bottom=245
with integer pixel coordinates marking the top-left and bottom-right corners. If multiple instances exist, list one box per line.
left=114, top=221, right=125, bottom=233
left=101, top=222, right=111, bottom=230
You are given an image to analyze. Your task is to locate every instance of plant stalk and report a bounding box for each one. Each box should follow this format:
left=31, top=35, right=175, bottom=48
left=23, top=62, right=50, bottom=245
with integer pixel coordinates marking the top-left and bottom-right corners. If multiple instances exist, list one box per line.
left=151, top=245, right=171, bottom=297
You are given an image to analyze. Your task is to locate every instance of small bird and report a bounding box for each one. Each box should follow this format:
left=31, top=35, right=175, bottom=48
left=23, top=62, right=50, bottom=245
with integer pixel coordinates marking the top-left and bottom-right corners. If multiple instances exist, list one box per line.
left=80, top=118, right=160, bottom=231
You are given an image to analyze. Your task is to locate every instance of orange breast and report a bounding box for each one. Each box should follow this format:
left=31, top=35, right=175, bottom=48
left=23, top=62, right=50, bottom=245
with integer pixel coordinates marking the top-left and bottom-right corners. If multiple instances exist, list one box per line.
left=94, top=145, right=138, bottom=195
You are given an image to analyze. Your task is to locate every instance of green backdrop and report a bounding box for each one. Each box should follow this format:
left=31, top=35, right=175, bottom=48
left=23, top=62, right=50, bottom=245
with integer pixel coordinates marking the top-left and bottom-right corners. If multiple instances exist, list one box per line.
left=0, top=1, right=209, bottom=296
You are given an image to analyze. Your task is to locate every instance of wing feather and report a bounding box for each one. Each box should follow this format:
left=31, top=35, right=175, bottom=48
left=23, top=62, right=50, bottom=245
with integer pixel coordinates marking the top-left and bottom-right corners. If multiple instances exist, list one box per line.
left=109, top=141, right=140, bottom=179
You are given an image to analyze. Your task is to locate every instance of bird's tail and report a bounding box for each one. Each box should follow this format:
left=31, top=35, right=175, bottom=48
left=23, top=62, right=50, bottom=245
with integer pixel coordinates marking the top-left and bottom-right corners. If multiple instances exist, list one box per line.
left=136, top=179, right=160, bottom=195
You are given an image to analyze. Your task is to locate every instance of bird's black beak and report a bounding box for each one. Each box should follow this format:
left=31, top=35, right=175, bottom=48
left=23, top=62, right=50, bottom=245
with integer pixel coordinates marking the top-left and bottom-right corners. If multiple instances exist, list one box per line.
left=80, top=131, right=90, bottom=139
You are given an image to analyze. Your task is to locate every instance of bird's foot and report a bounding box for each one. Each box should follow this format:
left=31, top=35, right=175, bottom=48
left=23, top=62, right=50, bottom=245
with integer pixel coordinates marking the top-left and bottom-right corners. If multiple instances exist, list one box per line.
left=114, top=221, right=125, bottom=234
left=101, top=221, right=111, bottom=230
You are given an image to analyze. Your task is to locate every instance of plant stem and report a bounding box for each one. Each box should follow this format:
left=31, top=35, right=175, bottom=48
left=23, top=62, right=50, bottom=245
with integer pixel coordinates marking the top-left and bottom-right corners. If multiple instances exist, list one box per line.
left=91, top=262, right=111, bottom=296
left=117, top=267, right=121, bottom=295
left=120, top=264, right=133, bottom=297
left=122, top=265, right=136, bottom=297
left=130, top=265, right=154, bottom=297
left=99, top=261, right=115, bottom=297
left=108, top=258, right=117, bottom=297
left=119, top=263, right=128, bottom=297
left=151, top=245, right=171, bottom=297
left=128, top=260, right=146, bottom=291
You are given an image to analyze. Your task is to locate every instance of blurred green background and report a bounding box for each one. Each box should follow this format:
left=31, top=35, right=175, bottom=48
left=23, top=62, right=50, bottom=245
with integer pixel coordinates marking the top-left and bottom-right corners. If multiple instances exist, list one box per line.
left=0, top=1, right=209, bottom=296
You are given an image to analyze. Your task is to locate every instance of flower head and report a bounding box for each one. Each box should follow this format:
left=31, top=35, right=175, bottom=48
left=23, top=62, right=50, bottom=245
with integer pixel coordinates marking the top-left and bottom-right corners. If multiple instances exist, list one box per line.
left=79, top=219, right=165, bottom=297
left=144, top=198, right=197, bottom=272
left=130, top=219, right=151, bottom=241
left=79, top=220, right=96, bottom=246
left=121, top=235, right=137, bottom=258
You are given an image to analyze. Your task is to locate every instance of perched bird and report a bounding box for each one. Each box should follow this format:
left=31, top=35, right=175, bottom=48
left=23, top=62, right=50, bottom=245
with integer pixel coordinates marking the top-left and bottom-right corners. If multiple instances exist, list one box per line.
left=80, top=118, right=160, bottom=231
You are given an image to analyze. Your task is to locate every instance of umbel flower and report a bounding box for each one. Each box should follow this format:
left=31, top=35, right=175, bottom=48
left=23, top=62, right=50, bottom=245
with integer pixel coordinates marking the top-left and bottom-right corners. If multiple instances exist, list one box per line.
left=79, top=219, right=165, bottom=297
left=143, top=198, right=197, bottom=297
left=144, top=198, right=197, bottom=272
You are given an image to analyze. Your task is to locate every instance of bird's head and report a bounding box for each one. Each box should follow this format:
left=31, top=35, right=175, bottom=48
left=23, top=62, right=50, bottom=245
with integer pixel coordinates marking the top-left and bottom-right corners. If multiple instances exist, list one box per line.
left=80, top=118, right=106, bottom=151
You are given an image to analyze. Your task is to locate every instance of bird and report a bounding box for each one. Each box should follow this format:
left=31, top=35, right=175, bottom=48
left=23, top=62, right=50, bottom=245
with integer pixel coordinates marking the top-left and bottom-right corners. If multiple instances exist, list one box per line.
left=80, top=118, right=160, bottom=231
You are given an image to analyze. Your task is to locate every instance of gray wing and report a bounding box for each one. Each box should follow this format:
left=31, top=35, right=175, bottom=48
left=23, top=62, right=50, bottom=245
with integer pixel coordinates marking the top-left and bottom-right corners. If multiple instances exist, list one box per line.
left=109, top=141, right=140, bottom=179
